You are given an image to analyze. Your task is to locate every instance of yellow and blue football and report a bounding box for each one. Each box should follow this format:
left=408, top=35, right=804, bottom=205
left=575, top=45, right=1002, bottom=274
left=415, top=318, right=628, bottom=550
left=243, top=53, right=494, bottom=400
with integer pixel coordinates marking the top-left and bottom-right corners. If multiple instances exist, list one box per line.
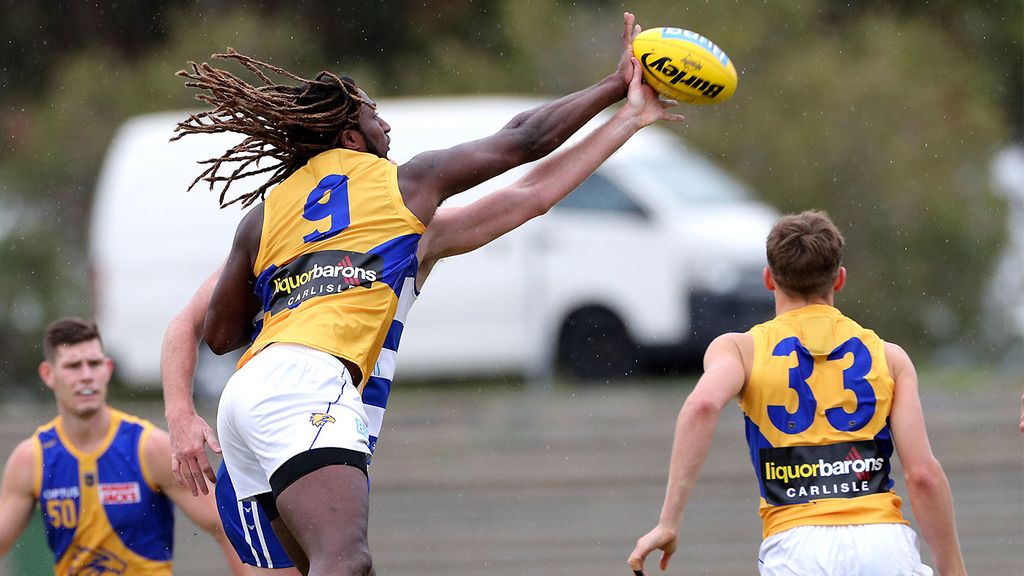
left=633, top=27, right=738, bottom=105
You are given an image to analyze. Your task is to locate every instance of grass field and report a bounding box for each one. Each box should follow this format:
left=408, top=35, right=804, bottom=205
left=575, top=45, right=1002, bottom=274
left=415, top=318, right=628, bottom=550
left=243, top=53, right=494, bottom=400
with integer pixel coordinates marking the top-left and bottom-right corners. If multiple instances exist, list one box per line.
left=0, top=369, right=1020, bottom=575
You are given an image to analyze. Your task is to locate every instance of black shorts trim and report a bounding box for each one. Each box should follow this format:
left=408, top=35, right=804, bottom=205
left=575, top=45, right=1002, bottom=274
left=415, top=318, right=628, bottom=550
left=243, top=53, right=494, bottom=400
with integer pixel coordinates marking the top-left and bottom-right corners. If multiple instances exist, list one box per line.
left=253, top=492, right=280, bottom=522
left=269, top=447, right=368, bottom=499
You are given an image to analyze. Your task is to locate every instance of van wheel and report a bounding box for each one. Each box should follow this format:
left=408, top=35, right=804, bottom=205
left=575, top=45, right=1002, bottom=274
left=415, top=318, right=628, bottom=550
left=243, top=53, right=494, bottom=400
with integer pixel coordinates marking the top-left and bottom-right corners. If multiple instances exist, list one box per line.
left=556, top=308, right=638, bottom=382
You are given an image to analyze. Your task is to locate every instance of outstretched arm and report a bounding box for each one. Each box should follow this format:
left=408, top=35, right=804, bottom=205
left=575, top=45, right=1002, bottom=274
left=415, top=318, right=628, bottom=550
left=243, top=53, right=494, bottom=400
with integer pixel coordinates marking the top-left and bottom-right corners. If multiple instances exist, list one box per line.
left=0, top=439, right=38, bottom=558
left=398, top=12, right=641, bottom=224
left=418, top=56, right=682, bottom=278
left=628, top=333, right=747, bottom=574
left=886, top=343, right=967, bottom=576
left=163, top=265, right=224, bottom=496
left=144, top=428, right=248, bottom=576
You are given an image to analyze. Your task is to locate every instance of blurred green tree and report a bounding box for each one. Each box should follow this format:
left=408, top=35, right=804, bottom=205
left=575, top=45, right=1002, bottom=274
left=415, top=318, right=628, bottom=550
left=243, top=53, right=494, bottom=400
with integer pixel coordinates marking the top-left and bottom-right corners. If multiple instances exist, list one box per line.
left=625, top=0, right=1014, bottom=357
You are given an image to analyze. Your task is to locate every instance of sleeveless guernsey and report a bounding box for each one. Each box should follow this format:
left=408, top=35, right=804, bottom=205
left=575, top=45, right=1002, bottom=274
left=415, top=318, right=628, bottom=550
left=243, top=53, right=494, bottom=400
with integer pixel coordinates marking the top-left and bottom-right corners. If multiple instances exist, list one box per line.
left=240, top=148, right=424, bottom=384
left=741, top=304, right=907, bottom=538
left=34, top=409, right=175, bottom=575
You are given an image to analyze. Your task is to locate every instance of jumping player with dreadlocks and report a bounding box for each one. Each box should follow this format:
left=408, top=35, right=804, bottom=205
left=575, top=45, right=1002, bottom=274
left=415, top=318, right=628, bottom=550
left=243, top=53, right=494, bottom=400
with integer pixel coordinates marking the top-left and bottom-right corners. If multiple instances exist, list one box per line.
left=164, top=57, right=682, bottom=574
left=172, top=13, right=643, bottom=576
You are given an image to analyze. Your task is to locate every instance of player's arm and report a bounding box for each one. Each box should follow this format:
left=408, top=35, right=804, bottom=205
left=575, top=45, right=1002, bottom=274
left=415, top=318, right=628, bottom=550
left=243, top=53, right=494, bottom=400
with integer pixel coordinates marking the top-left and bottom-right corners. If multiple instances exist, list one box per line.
left=205, top=205, right=262, bottom=354
left=163, top=265, right=224, bottom=497
left=418, top=56, right=682, bottom=275
left=0, top=439, right=39, bottom=558
left=885, top=342, right=967, bottom=576
left=397, top=13, right=639, bottom=221
left=628, top=333, right=747, bottom=574
left=143, top=428, right=248, bottom=576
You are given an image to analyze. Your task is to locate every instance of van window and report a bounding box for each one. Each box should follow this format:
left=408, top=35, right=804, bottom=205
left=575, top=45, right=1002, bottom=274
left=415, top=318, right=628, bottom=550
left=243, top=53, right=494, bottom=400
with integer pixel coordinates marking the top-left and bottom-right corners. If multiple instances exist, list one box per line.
left=554, top=173, right=645, bottom=216
left=630, top=153, right=751, bottom=204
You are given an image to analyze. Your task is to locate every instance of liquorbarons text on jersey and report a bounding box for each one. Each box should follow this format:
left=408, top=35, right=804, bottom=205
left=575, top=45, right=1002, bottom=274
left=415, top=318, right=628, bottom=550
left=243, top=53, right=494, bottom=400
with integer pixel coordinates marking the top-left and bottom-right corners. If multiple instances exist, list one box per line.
left=758, top=440, right=893, bottom=506
left=258, top=250, right=385, bottom=314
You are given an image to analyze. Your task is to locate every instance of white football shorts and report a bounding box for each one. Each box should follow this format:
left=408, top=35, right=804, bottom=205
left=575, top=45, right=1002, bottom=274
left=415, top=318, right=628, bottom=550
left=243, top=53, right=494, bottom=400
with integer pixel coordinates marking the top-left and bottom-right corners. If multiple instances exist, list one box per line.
left=217, top=343, right=371, bottom=501
left=758, top=523, right=933, bottom=576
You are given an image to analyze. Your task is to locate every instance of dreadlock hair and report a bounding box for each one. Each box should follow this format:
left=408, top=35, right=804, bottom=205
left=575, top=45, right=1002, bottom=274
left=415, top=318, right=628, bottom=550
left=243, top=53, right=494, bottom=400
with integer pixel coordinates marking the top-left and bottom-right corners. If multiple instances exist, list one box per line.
left=172, top=48, right=368, bottom=208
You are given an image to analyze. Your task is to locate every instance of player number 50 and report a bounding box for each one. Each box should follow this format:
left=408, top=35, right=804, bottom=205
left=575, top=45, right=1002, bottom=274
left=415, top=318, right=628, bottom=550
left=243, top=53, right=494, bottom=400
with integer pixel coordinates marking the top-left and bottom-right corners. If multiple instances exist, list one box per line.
left=46, top=498, right=77, bottom=529
left=767, top=336, right=876, bottom=435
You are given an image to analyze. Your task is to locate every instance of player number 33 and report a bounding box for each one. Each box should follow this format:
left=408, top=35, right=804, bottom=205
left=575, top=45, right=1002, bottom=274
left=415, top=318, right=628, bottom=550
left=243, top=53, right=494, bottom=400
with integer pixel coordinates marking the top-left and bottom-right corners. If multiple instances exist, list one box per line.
left=769, top=336, right=876, bottom=435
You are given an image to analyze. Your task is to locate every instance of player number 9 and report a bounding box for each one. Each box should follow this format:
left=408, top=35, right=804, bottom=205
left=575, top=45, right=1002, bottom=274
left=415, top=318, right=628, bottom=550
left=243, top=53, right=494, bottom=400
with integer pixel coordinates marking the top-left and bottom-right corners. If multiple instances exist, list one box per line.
left=302, top=174, right=351, bottom=243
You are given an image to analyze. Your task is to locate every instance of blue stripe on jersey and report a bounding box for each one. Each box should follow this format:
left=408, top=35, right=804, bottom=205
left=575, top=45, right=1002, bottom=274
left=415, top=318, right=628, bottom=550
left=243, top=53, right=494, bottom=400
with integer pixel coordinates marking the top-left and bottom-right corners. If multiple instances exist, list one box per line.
left=874, top=422, right=896, bottom=491
left=36, top=426, right=78, bottom=562
left=367, top=233, right=420, bottom=294
left=744, top=414, right=774, bottom=500
left=363, top=376, right=391, bottom=408
left=363, top=269, right=416, bottom=413
left=253, top=263, right=279, bottom=312
left=382, top=319, right=404, bottom=352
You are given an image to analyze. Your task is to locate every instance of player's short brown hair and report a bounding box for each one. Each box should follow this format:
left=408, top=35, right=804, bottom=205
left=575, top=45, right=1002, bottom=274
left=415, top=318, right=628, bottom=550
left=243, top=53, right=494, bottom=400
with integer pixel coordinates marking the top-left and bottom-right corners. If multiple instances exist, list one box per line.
left=766, top=210, right=845, bottom=298
left=43, top=317, right=102, bottom=361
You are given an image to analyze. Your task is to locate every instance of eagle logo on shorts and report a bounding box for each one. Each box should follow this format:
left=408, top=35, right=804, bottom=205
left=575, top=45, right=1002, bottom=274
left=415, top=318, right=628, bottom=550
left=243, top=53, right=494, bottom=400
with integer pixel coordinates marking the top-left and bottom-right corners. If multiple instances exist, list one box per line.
left=69, top=545, right=127, bottom=575
left=310, top=412, right=336, bottom=427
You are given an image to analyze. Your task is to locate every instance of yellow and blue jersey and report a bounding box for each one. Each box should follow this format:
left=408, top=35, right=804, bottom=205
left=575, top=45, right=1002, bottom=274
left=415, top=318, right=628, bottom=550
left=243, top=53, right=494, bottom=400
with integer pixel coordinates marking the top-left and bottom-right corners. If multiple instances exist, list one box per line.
left=33, top=409, right=174, bottom=575
left=740, top=304, right=906, bottom=538
left=241, top=148, right=425, bottom=385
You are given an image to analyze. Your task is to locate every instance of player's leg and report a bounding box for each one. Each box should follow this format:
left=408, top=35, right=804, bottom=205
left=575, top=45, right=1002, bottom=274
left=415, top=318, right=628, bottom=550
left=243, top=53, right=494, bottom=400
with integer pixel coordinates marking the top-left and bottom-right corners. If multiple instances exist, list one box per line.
left=269, top=499, right=377, bottom=576
left=226, top=345, right=373, bottom=575
left=267, top=515, right=308, bottom=575
left=273, top=460, right=371, bottom=576
left=217, top=463, right=300, bottom=573
left=252, top=490, right=308, bottom=575
left=218, top=362, right=305, bottom=575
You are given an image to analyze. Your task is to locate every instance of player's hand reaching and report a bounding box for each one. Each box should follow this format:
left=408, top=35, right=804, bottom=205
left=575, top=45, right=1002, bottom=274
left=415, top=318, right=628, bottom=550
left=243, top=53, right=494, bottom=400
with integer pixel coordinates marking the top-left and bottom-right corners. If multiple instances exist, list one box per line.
left=168, top=411, right=221, bottom=496
left=615, top=12, right=642, bottom=90
left=623, top=56, right=684, bottom=128
left=628, top=524, right=679, bottom=574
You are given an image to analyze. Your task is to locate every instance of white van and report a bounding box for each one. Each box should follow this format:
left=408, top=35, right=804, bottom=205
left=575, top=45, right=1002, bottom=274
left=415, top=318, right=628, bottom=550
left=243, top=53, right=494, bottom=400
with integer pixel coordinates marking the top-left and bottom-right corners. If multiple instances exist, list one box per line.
left=88, top=97, right=777, bottom=390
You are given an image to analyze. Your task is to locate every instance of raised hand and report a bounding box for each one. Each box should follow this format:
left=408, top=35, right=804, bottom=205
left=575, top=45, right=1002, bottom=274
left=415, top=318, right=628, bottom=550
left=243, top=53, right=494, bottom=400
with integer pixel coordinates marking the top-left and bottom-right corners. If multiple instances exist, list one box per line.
left=623, top=56, right=685, bottom=128
left=615, top=12, right=643, bottom=89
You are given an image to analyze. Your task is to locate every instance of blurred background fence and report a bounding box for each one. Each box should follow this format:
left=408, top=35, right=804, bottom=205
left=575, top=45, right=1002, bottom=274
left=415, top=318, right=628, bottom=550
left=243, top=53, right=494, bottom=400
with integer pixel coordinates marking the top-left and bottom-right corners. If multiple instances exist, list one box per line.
left=1, top=374, right=1021, bottom=575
